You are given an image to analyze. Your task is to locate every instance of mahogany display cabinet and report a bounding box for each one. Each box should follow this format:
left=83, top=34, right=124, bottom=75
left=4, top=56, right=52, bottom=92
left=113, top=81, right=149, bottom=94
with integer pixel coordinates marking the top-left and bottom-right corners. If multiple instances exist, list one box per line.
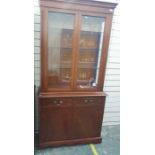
left=38, top=0, right=117, bottom=148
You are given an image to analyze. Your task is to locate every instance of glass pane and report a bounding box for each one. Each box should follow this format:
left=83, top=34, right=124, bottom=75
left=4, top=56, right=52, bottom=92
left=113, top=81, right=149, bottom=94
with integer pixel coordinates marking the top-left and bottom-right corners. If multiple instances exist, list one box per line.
left=77, top=16, right=105, bottom=89
left=48, top=12, right=74, bottom=89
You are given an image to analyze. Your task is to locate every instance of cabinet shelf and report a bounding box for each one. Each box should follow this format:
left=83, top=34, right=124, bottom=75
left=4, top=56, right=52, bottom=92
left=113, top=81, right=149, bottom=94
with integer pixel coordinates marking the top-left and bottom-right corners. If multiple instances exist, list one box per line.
left=77, top=79, right=92, bottom=83
left=50, top=27, right=73, bottom=30
left=78, top=66, right=99, bottom=69
left=79, top=61, right=96, bottom=64
left=49, top=46, right=72, bottom=49
left=50, top=27, right=102, bottom=33
left=79, top=48, right=100, bottom=51
left=60, top=61, right=72, bottom=64
left=48, top=66, right=71, bottom=69
left=81, top=30, right=102, bottom=33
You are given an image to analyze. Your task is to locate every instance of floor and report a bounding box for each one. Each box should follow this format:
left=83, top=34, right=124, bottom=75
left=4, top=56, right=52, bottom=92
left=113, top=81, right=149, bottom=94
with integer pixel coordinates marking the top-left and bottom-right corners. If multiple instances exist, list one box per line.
left=35, top=125, right=120, bottom=155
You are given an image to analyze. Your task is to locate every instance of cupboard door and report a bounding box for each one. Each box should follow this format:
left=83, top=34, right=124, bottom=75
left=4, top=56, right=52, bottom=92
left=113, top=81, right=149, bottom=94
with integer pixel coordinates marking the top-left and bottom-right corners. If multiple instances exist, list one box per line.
left=39, top=99, right=72, bottom=142
left=71, top=97, right=105, bottom=139
left=76, top=15, right=105, bottom=90
left=47, top=11, right=76, bottom=90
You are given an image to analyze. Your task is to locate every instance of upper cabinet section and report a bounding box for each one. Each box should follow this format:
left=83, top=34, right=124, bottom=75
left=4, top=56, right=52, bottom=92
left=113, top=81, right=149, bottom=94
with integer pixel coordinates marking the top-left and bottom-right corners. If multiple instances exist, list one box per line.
left=40, top=0, right=117, bottom=92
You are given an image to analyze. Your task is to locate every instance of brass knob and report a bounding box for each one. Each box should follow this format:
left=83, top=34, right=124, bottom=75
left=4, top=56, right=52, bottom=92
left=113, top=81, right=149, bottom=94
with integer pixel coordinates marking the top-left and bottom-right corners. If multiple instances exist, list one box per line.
left=59, top=100, right=63, bottom=104
left=53, top=100, right=57, bottom=104
left=89, top=99, right=94, bottom=103
left=84, top=99, right=88, bottom=103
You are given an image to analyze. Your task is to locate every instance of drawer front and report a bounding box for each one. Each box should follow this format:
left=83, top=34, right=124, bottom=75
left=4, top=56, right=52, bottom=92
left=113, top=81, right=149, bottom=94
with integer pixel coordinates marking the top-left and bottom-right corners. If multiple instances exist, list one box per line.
left=73, top=97, right=104, bottom=106
left=40, top=98, right=72, bottom=107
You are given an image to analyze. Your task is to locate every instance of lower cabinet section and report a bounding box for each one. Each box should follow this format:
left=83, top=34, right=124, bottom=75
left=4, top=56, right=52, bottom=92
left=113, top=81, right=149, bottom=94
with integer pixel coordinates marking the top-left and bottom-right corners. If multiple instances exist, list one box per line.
left=39, top=94, right=106, bottom=148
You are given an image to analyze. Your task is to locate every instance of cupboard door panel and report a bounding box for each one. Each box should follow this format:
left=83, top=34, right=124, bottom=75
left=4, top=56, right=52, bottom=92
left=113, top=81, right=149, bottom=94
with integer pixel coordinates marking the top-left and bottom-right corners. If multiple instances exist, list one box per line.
left=39, top=100, right=72, bottom=142
left=71, top=97, right=105, bottom=139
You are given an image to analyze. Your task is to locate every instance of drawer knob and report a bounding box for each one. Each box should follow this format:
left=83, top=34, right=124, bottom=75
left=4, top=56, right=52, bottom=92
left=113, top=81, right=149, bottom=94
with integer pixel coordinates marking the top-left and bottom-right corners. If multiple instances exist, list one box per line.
left=59, top=100, right=63, bottom=104
left=84, top=99, right=88, bottom=103
left=89, top=99, right=94, bottom=103
left=53, top=100, right=57, bottom=104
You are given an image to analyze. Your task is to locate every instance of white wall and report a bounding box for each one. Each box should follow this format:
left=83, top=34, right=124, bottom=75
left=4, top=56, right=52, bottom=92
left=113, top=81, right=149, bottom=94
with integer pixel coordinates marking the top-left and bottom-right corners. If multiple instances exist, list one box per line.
left=103, top=2, right=120, bottom=126
left=34, top=0, right=120, bottom=130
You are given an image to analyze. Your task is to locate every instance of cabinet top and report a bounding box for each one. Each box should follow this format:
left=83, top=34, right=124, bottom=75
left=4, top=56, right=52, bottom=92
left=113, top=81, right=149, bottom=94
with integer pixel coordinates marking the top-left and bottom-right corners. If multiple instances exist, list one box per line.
left=40, top=0, right=118, bottom=9
left=39, top=92, right=107, bottom=98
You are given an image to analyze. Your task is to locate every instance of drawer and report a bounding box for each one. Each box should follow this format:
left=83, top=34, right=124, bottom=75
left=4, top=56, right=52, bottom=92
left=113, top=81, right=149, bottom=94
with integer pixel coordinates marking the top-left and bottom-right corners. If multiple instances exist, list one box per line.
left=73, top=97, right=104, bottom=106
left=40, top=98, right=72, bottom=107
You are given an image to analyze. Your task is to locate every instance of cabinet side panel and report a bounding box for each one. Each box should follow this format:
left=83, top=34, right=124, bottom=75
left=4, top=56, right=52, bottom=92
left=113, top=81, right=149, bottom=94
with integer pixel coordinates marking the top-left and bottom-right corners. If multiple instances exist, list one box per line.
left=40, top=7, right=48, bottom=92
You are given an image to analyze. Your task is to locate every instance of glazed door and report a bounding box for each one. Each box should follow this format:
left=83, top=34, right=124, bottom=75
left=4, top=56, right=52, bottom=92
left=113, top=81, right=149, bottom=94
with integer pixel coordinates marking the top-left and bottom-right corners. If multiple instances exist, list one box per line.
left=46, top=10, right=77, bottom=91
left=41, top=9, right=107, bottom=92
left=75, top=14, right=106, bottom=91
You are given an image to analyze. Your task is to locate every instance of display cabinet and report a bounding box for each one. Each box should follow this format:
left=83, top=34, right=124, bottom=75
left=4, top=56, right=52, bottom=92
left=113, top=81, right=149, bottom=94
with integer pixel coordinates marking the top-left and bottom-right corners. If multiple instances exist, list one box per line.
left=39, top=0, right=117, bottom=148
